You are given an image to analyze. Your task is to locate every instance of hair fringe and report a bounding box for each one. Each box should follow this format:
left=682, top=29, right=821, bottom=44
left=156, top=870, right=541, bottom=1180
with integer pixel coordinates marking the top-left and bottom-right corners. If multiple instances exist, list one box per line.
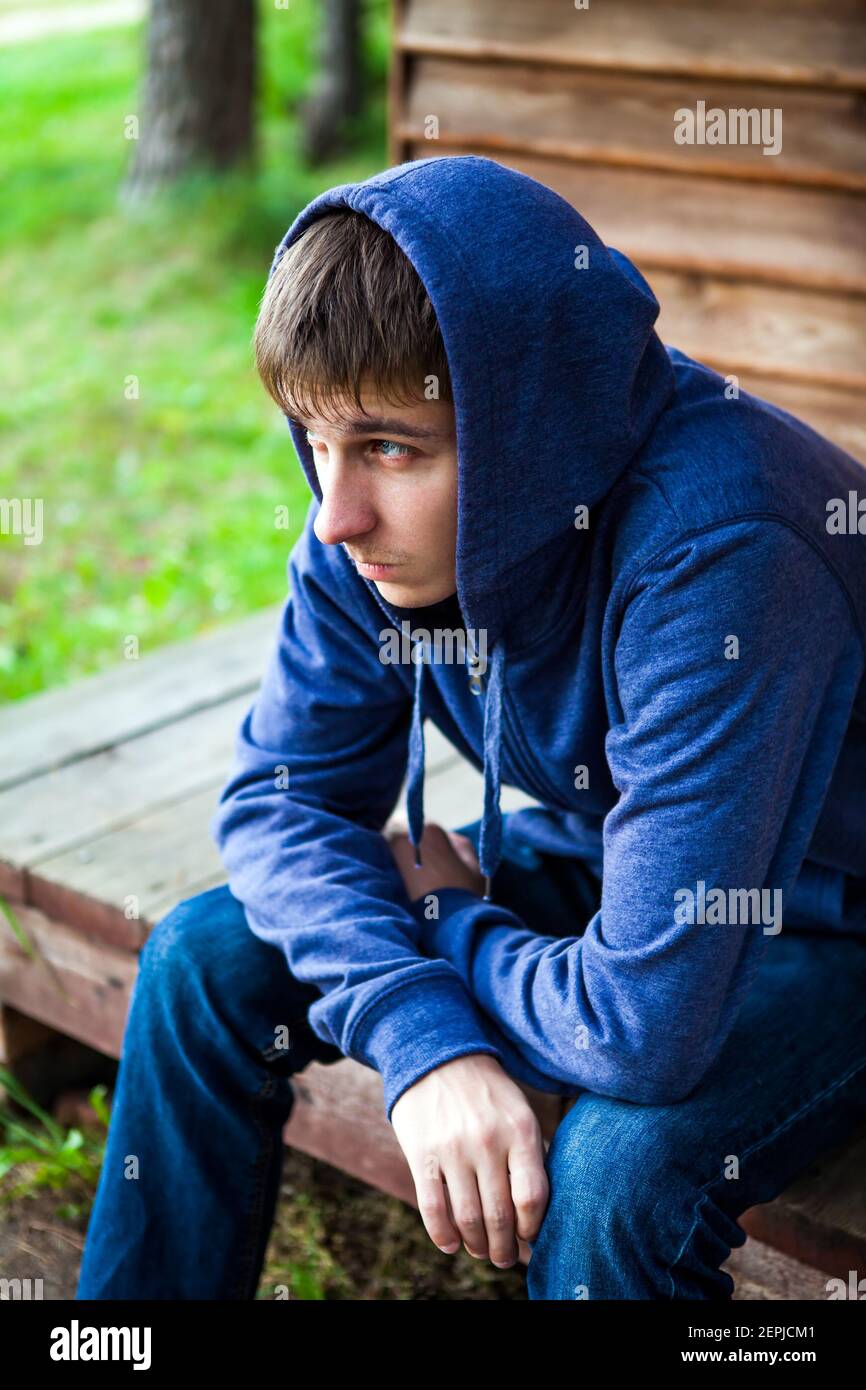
left=253, top=210, right=452, bottom=423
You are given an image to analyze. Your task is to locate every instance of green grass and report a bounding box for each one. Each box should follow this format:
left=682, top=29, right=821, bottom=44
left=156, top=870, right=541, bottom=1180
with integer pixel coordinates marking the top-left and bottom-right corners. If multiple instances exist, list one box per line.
left=0, top=1067, right=109, bottom=1218
left=0, top=0, right=390, bottom=700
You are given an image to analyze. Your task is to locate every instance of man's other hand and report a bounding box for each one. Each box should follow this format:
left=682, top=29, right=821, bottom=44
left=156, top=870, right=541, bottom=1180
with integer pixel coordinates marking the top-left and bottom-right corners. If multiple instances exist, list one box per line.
left=386, top=821, right=485, bottom=901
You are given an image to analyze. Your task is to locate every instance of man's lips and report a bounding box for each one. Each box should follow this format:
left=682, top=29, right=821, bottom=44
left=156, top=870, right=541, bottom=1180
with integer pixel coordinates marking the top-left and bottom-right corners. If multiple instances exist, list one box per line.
left=352, top=558, right=401, bottom=577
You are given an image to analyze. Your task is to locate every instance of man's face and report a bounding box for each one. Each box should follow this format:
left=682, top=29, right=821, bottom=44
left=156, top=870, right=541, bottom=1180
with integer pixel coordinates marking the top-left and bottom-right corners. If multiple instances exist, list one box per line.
left=301, top=386, right=458, bottom=608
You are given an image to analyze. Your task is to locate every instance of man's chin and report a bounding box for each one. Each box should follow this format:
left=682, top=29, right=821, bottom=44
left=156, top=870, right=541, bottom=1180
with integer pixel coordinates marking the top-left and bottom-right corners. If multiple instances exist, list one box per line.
left=375, top=577, right=420, bottom=606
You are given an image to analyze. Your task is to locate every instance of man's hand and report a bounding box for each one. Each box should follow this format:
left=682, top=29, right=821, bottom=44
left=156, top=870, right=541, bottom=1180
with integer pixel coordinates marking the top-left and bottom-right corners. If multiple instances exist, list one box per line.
left=386, top=820, right=549, bottom=1265
left=390, top=1052, right=550, bottom=1268
left=386, top=821, right=485, bottom=901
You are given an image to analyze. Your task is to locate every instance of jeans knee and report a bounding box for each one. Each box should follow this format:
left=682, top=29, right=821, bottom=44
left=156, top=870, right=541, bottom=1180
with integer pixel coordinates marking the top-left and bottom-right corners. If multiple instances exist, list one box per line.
left=530, top=1096, right=738, bottom=1299
left=549, top=1097, right=678, bottom=1235
left=138, top=886, right=242, bottom=1008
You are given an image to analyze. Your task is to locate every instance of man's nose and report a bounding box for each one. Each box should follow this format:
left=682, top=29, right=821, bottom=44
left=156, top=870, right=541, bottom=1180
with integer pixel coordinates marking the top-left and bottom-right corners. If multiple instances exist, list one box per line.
left=313, top=459, right=376, bottom=548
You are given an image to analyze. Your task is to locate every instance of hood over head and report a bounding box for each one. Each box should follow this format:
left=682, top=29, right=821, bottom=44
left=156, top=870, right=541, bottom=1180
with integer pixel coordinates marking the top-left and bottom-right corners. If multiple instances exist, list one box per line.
left=266, top=155, right=676, bottom=897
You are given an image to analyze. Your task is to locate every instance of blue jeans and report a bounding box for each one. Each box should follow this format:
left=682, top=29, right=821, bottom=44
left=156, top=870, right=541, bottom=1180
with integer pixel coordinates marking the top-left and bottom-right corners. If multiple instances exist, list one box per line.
left=77, top=817, right=866, bottom=1299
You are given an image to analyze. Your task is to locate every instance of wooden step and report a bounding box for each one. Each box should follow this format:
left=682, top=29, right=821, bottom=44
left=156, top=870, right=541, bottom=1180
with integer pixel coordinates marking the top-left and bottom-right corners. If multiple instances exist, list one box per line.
left=0, top=606, right=280, bottom=793
left=740, top=1122, right=866, bottom=1284
left=0, top=596, right=534, bottom=942
left=3, top=900, right=865, bottom=1292
left=397, top=0, right=866, bottom=91
left=401, top=59, right=866, bottom=191
left=724, top=1236, right=844, bottom=1299
left=10, top=747, right=532, bottom=946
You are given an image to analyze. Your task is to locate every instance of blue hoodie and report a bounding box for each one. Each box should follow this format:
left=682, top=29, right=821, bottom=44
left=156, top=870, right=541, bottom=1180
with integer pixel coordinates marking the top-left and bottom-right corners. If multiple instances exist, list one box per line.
left=210, top=156, right=866, bottom=1121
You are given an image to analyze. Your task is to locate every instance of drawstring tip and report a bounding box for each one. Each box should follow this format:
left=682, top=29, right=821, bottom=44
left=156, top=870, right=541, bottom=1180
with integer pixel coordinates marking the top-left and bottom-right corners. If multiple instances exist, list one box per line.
left=482, top=875, right=492, bottom=902
left=414, top=844, right=423, bottom=869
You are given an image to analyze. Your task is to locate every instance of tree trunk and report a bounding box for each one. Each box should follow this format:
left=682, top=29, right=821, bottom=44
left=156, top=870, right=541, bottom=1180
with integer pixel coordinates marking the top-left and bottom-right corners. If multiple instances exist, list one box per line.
left=123, top=0, right=256, bottom=201
left=299, top=0, right=362, bottom=165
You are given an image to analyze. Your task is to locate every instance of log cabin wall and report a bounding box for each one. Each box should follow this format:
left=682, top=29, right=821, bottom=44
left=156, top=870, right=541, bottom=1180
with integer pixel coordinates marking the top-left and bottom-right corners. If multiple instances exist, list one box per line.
left=388, top=0, right=866, bottom=464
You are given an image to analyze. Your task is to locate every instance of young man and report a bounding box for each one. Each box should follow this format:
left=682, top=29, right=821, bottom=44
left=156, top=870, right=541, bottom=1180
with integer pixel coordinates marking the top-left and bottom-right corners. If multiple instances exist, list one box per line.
left=77, top=156, right=866, bottom=1300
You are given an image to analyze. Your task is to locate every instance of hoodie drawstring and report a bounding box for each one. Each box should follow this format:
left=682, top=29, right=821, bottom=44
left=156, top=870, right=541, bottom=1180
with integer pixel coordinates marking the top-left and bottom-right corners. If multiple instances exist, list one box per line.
left=406, top=637, right=505, bottom=903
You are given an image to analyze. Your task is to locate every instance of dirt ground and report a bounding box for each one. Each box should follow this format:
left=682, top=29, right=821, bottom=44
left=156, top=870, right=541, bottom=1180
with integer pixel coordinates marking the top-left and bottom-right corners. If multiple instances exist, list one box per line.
left=0, top=1146, right=527, bottom=1301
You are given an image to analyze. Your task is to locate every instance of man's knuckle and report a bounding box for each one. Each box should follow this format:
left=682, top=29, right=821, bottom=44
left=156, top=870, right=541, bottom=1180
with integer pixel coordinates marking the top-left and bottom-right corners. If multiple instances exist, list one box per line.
left=516, top=1182, right=548, bottom=1211
left=486, top=1204, right=512, bottom=1232
left=417, top=1194, right=446, bottom=1224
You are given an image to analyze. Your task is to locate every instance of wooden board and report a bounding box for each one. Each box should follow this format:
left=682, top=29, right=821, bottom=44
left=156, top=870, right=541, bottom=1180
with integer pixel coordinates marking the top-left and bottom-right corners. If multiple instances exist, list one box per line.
left=724, top=1237, right=843, bottom=1299
left=741, top=1121, right=866, bottom=1282
left=403, top=59, right=866, bottom=190
left=19, top=730, right=533, bottom=940
left=0, top=693, right=252, bottom=878
left=402, top=143, right=866, bottom=293
left=0, top=903, right=138, bottom=1058
left=398, top=0, right=866, bottom=91
left=648, top=269, right=866, bottom=391
left=0, top=605, right=280, bottom=793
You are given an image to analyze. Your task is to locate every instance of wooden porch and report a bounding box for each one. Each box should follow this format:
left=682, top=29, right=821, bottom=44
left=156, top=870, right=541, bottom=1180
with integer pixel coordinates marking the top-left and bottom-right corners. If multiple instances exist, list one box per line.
left=2, top=610, right=865, bottom=1297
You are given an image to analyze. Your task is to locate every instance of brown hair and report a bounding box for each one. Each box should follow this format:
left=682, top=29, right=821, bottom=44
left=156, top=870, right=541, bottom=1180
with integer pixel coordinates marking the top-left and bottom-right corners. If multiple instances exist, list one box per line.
left=254, top=209, right=452, bottom=423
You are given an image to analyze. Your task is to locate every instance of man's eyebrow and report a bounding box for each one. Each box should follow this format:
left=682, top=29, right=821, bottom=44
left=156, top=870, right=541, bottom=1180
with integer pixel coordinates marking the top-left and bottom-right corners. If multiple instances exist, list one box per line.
left=292, top=414, right=448, bottom=441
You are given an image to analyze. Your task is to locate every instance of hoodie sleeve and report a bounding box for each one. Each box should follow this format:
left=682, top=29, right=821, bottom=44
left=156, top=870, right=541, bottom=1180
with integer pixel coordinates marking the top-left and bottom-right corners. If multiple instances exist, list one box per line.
left=209, top=515, right=504, bottom=1122
left=410, top=519, right=864, bottom=1105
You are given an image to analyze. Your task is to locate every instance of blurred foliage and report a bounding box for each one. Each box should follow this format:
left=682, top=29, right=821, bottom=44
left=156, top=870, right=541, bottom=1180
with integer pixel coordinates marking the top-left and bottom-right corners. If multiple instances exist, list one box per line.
left=0, top=1067, right=109, bottom=1219
left=0, top=0, right=390, bottom=700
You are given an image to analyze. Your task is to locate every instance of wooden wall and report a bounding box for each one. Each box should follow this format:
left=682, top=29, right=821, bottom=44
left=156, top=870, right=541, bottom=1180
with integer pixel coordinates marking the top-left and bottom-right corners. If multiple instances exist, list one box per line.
left=389, top=0, right=866, bottom=464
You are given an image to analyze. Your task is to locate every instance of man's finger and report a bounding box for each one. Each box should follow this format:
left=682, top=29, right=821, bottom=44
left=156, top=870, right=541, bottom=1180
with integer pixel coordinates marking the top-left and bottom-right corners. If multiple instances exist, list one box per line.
left=475, top=1157, right=519, bottom=1267
left=508, top=1130, right=550, bottom=1244
left=412, top=1152, right=461, bottom=1254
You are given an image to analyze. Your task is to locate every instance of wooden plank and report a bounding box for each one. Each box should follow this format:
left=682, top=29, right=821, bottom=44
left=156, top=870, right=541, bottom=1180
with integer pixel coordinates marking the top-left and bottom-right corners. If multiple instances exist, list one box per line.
left=283, top=1058, right=418, bottom=1205
left=13, top=721, right=488, bottom=938
left=0, top=626, right=469, bottom=934
left=398, top=0, right=866, bottom=92
left=741, top=1121, right=866, bottom=1282
left=0, top=605, right=280, bottom=793
left=0, top=693, right=252, bottom=881
left=28, top=782, right=229, bottom=937
left=648, top=269, right=866, bottom=390
left=724, top=1237, right=840, bottom=1300
left=141, top=724, right=469, bottom=922
left=1, top=631, right=464, bottom=885
left=26, top=747, right=532, bottom=936
left=0, top=903, right=138, bottom=1059
left=404, top=60, right=866, bottom=191
left=403, top=143, right=866, bottom=293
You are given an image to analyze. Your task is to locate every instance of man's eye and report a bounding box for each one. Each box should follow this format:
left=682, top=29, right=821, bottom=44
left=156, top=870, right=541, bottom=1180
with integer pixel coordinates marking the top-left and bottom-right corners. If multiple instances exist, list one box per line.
left=371, top=438, right=416, bottom=460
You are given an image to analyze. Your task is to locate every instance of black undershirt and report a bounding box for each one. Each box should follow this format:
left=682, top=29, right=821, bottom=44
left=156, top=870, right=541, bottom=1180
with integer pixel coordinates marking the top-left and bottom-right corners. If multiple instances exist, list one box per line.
left=385, top=590, right=464, bottom=631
